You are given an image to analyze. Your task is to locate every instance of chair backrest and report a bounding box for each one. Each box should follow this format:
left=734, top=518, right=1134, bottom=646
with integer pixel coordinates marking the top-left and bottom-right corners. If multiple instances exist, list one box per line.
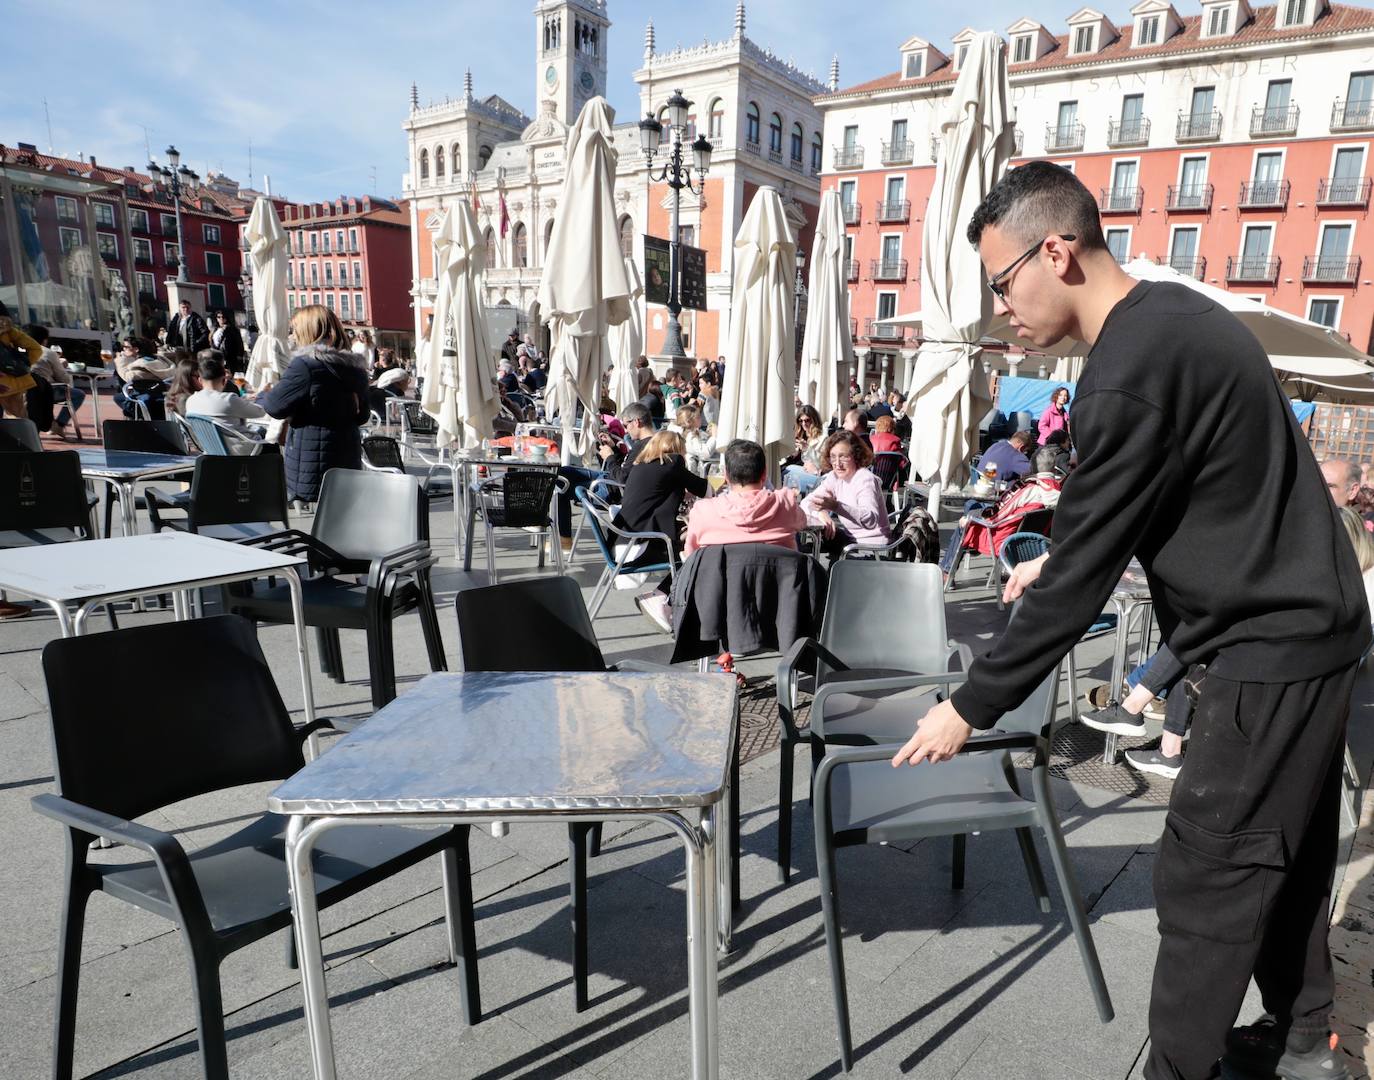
left=188, top=455, right=291, bottom=529
left=990, top=658, right=1060, bottom=740
left=496, top=468, right=559, bottom=528
left=870, top=452, right=907, bottom=493
left=817, top=560, right=952, bottom=679
left=42, top=615, right=304, bottom=821
left=313, top=468, right=427, bottom=559
left=0, top=450, right=90, bottom=532
left=102, top=418, right=188, bottom=456
left=1000, top=531, right=1051, bottom=573
left=361, top=434, right=405, bottom=473
left=1018, top=507, right=1055, bottom=537
left=0, top=418, right=42, bottom=452
left=402, top=401, right=438, bottom=437
left=182, top=414, right=230, bottom=455
left=455, top=577, right=607, bottom=672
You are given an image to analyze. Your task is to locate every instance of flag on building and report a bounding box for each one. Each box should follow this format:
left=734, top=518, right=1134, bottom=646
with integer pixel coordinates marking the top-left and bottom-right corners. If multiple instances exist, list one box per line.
left=499, top=192, right=509, bottom=238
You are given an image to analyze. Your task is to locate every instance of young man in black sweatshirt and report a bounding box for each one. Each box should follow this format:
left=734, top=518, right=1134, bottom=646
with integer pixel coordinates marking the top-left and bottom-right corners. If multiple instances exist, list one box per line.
left=891, top=161, right=1368, bottom=1080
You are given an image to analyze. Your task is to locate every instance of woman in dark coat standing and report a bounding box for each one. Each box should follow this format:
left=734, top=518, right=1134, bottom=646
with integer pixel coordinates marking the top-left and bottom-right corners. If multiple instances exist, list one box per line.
left=260, top=305, right=369, bottom=503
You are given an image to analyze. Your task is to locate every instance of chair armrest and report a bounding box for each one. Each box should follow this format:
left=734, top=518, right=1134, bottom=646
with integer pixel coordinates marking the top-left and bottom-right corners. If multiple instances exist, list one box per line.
left=295, top=718, right=336, bottom=743
left=840, top=537, right=905, bottom=559
left=241, top=529, right=348, bottom=572
left=599, top=520, right=682, bottom=572
left=776, top=637, right=851, bottom=740
left=812, top=670, right=972, bottom=740
left=368, top=541, right=438, bottom=594
left=31, top=793, right=191, bottom=866
left=144, top=486, right=186, bottom=532
left=609, top=659, right=676, bottom=672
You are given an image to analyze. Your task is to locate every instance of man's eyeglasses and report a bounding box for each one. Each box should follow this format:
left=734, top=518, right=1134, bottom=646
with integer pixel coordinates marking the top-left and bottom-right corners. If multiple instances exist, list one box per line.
left=986, top=234, right=1076, bottom=301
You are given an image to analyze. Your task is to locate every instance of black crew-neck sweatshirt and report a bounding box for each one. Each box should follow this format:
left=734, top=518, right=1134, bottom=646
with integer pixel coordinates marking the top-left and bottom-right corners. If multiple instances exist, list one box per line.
left=950, top=280, right=1371, bottom=730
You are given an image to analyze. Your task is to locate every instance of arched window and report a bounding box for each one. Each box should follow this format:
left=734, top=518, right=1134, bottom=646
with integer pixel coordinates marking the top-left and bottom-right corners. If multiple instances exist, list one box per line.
left=657, top=106, right=671, bottom=145
left=709, top=98, right=725, bottom=139
left=512, top=223, right=527, bottom=268
left=618, top=215, right=634, bottom=259
left=769, top=113, right=783, bottom=154
left=451, top=143, right=462, bottom=175
left=811, top=133, right=823, bottom=174
left=746, top=102, right=760, bottom=145
left=419, top=149, right=429, bottom=182
left=478, top=144, right=493, bottom=167
left=790, top=122, right=804, bottom=162
left=435, top=145, right=445, bottom=178
left=483, top=227, right=496, bottom=269
left=543, top=218, right=555, bottom=259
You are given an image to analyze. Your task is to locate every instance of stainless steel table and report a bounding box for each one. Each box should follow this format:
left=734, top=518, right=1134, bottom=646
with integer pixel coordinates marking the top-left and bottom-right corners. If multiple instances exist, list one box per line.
left=68, top=368, right=114, bottom=431
left=77, top=448, right=198, bottom=538
left=1100, top=561, right=1154, bottom=765
left=269, top=670, right=739, bottom=1080
left=448, top=449, right=558, bottom=554
left=0, top=531, right=317, bottom=741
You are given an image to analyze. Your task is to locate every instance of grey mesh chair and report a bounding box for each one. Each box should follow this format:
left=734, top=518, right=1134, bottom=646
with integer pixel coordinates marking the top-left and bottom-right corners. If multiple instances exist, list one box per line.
left=773, top=560, right=970, bottom=881
left=812, top=662, right=1113, bottom=1072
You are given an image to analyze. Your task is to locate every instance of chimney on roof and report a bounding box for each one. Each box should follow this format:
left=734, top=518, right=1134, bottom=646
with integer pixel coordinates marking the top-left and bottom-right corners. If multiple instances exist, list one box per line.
left=829, top=55, right=839, bottom=92
left=363, top=195, right=372, bottom=212
left=17, top=142, right=36, bottom=151
left=89, top=154, right=97, bottom=166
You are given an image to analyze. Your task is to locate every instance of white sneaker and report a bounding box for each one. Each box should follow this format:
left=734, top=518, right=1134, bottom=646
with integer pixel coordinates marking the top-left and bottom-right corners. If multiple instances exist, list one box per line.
left=635, top=592, right=673, bottom=634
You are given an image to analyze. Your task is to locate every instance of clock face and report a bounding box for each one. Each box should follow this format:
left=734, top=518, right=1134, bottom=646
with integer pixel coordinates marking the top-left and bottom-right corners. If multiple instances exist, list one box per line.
left=544, top=65, right=558, bottom=86
left=579, top=69, right=595, bottom=92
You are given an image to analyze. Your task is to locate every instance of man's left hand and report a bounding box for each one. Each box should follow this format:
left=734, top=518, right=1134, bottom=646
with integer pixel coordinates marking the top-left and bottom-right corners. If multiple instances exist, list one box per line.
left=891, top=697, right=973, bottom=767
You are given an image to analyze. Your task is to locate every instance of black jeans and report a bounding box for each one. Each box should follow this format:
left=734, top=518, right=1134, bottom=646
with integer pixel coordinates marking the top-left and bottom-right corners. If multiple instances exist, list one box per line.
left=1144, top=664, right=1357, bottom=1079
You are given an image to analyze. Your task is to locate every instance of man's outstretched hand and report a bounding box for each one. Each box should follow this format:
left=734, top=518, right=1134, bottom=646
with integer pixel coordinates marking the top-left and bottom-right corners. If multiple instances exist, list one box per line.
left=891, top=697, right=973, bottom=767
left=1003, top=551, right=1049, bottom=604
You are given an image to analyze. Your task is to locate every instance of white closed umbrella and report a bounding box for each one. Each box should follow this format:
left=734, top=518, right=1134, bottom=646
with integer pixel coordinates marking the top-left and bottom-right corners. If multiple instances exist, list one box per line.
left=538, top=97, right=631, bottom=464
left=423, top=202, right=499, bottom=449
left=608, top=256, right=644, bottom=413
left=905, top=32, right=1016, bottom=507
left=244, top=197, right=291, bottom=390
left=797, top=189, right=851, bottom=427
left=716, top=186, right=797, bottom=482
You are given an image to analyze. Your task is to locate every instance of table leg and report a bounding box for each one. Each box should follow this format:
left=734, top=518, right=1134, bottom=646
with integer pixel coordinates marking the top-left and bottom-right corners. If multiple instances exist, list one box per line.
left=46, top=601, right=74, bottom=638
left=694, top=805, right=721, bottom=1080
left=283, top=567, right=319, bottom=760
left=715, top=754, right=735, bottom=954
left=87, top=376, right=101, bottom=432
left=286, top=816, right=338, bottom=1080
left=1101, top=598, right=1136, bottom=766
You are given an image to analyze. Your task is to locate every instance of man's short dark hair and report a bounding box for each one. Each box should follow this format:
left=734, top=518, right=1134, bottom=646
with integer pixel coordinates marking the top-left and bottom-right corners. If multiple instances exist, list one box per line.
left=967, top=160, right=1107, bottom=252
left=1010, top=430, right=1036, bottom=448
left=620, top=402, right=651, bottom=429
left=196, top=350, right=227, bottom=381
left=25, top=324, right=49, bottom=345
left=723, top=439, right=766, bottom=486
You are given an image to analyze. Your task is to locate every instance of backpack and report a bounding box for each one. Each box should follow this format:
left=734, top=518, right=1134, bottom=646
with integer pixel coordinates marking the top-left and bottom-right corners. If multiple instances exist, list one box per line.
left=0, top=338, right=30, bottom=377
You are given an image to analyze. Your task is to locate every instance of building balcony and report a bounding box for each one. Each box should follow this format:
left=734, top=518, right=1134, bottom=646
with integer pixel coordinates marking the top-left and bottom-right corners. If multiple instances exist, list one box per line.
left=845, top=260, right=859, bottom=283
left=1331, top=98, right=1374, bottom=132
left=1317, top=176, right=1372, bottom=207
left=833, top=147, right=864, bottom=169
left=1159, top=254, right=1207, bottom=278
left=1303, top=255, right=1361, bottom=284
left=1099, top=186, right=1143, bottom=213
left=1251, top=104, right=1300, bottom=137
left=1239, top=179, right=1290, bottom=209
left=849, top=317, right=858, bottom=339
left=1045, top=122, right=1085, bottom=152
left=1106, top=118, right=1151, bottom=147
left=1176, top=110, right=1223, bottom=141
left=745, top=139, right=760, bottom=157
left=707, top=135, right=724, bottom=150
left=865, top=318, right=907, bottom=342
left=1012, top=127, right=1024, bottom=156
left=789, top=158, right=803, bottom=173
left=1226, top=255, right=1280, bottom=283
left=930, top=135, right=942, bottom=163
left=1165, top=183, right=1213, bottom=211
left=768, top=147, right=783, bottom=164
left=870, top=259, right=909, bottom=282
left=881, top=139, right=914, bottom=165
left=841, top=201, right=861, bottom=226
left=875, top=199, right=911, bottom=223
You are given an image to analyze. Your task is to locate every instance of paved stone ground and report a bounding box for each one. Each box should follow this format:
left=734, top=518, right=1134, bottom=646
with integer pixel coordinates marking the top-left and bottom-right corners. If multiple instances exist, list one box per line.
left=0, top=462, right=1371, bottom=1078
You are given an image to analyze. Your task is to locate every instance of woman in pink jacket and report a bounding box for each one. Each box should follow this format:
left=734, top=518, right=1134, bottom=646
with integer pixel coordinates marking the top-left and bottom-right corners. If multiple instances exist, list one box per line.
left=1037, top=385, right=1071, bottom=445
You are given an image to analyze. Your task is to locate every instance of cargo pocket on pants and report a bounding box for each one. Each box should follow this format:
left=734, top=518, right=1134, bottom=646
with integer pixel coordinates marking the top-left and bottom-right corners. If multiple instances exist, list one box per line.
left=1154, top=812, right=1287, bottom=944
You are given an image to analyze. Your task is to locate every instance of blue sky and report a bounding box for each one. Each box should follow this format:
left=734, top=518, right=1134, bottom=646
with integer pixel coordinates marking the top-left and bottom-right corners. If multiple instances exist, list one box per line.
left=2, top=0, right=1059, bottom=203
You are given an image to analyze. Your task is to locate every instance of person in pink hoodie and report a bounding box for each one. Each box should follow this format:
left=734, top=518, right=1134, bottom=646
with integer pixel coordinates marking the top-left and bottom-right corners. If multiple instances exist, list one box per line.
left=684, top=439, right=808, bottom=555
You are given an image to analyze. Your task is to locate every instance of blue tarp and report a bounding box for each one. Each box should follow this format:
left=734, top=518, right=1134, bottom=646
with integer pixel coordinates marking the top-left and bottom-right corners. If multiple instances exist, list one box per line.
left=1291, top=401, right=1316, bottom=426
left=995, top=375, right=1316, bottom=429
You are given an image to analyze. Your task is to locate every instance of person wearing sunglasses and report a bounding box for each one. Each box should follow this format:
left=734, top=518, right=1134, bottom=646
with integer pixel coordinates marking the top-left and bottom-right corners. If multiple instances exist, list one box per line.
left=891, top=161, right=1367, bottom=1080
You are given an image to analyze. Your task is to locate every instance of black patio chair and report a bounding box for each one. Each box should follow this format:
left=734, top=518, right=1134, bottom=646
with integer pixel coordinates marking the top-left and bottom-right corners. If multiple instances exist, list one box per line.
left=812, top=661, right=1113, bottom=1071
left=464, top=467, right=563, bottom=582
left=362, top=433, right=406, bottom=474
left=869, top=450, right=908, bottom=507
left=100, top=418, right=195, bottom=537
left=454, top=575, right=678, bottom=1011
left=145, top=454, right=291, bottom=541
left=226, top=468, right=446, bottom=709
left=774, top=560, right=969, bottom=882
left=31, top=615, right=477, bottom=1080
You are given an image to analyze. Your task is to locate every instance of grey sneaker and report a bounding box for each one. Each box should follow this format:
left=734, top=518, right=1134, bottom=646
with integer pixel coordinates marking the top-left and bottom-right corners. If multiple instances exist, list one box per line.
left=1080, top=701, right=1147, bottom=736
left=1124, top=745, right=1183, bottom=780
left=1222, top=1017, right=1350, bottom=1080
left=635, top=592, right=673, bottom=634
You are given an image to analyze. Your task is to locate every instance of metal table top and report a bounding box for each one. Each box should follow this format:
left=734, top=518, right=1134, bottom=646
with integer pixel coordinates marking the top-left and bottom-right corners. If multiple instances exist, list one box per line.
left=1112, top=559, right=1151, bottom=601
left=76, top=448, right=198, bottom=480
left=0, top=531, right=304, bottom=604
left=269, top=670, right=739, bottom=816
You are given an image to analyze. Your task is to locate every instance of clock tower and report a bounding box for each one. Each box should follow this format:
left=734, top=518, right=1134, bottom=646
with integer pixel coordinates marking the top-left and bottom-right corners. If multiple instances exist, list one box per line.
left=534, top=0, right=610, bottom=124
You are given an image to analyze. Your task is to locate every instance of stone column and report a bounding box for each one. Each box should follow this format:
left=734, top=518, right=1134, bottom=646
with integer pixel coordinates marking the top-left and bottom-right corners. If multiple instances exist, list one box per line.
left=164, top=279, right=207, bottom=316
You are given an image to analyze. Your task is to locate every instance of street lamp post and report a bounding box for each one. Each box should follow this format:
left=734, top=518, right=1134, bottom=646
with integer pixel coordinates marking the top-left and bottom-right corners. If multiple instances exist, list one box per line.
left=639, top=90, right=713, bottom=361
left=146, top=145, right=200, bottom=284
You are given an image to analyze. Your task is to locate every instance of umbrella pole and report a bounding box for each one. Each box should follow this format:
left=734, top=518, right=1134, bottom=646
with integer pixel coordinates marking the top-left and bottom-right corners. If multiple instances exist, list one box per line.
left=561, top=413, right=575, bottom=467
left=926, top=477, right=943, bottom=518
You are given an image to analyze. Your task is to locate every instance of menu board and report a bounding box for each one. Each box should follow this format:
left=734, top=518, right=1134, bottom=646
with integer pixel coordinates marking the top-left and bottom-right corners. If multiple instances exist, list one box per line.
left=642, top=236, right=708, bottom=312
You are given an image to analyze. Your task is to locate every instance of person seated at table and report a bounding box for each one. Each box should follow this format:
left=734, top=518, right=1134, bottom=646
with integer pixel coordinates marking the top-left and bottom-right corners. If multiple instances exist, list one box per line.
left=783, top=405, right=826, bottom=496
left=622, top=429, right=708, bottom=633
left=802, top=430, right=892, bottom=560
left=888, top=391, right=913, bottom=440
left=25, top=325, right=84, bottom=437
left=184, top=350, right=266, bottom=433
left=938, top=445, right=1062, bottom=575
left=1042, top=428, right=1073, bottom=477
left=869, top=414, right=902, bottom=456
left=164, top=353, right=200, bottom=417
left=684, top=439, right=807, bottom=556
left=1082, top=644, right=1192, bottom=781
left=551, top=403, right=655, bottom=551
left=112, top=337, right=175, bottom=419
left=375, top=366, right=412, bottom=398
left=638, top=377, right=666, bottom=423
left=840, top=408, right=871, bottom=446
left=670, top=404, right=715, bottom=474
left=865, top=392, right=893, bottom=422
left=976, top=429, right=1035, bottom=486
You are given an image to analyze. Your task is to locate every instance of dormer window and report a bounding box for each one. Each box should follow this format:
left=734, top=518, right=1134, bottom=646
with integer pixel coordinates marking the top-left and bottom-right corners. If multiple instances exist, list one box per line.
left=1279, top=0, right=1319, bottom=25
left=956, top=43, right=969, bottom=68
left=1137, top=14, right=1160, bottom=43
left=1205, top=3, right=1232, bottom=34
left=904, top=52, right=924, bottom=78
left=1012, top=35, right=1034, bottom=62
left=1073, top=25, right=1096, bottom=52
